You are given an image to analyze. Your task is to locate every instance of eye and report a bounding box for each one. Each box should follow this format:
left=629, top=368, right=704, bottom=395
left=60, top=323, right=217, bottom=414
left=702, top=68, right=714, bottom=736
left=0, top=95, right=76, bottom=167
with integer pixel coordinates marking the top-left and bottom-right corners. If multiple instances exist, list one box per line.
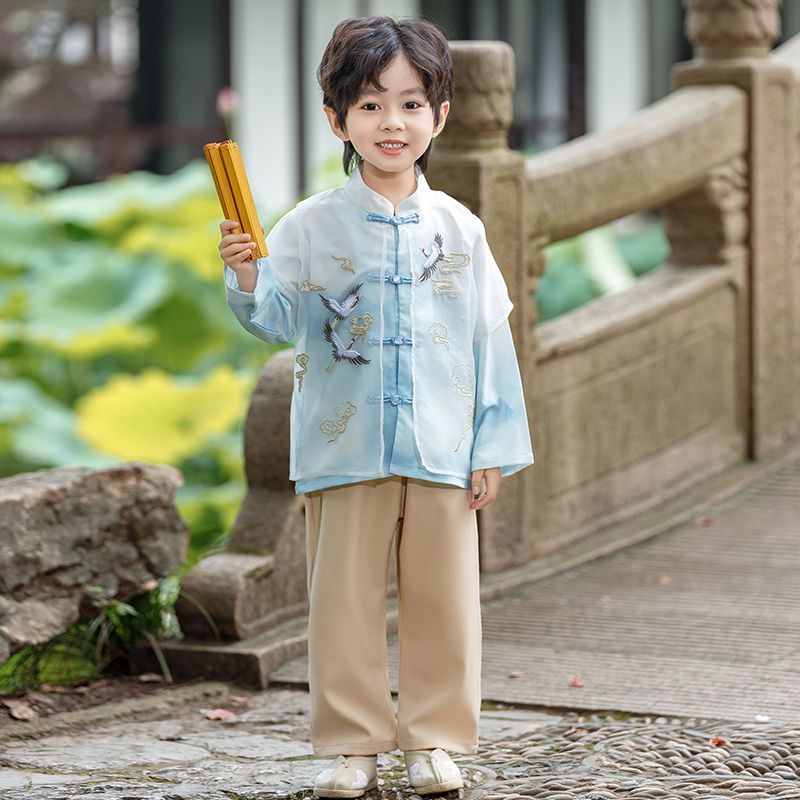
left=360, top=103, right=379, bottom=111
left=405, top=101, right=422, bottom=109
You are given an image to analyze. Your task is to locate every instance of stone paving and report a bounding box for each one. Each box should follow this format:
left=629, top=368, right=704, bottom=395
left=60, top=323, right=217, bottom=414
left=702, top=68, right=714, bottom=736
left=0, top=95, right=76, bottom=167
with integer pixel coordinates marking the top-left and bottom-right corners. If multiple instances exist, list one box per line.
left=2, top=452, right=798, bottom=797
left=1, top=684, right=799, bottom=799
left=272, top=453, right=800, bottom=725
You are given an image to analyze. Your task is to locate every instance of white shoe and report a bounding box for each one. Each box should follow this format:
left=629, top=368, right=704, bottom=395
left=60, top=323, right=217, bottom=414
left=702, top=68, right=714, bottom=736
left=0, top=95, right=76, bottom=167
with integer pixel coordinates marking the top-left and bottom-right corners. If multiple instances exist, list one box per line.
left=403, top=747, right=464, bottom=794
left=312, top=753, right=378, bottom=798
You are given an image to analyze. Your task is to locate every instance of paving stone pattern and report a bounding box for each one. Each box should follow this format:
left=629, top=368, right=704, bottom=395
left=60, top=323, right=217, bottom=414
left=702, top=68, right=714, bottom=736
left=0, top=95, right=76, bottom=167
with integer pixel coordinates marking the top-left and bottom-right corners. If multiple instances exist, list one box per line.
left=1, top=686, right=799, bottom=799
left=272, top=456, right=800, bottom=724
left=1, top=456, right=798, bottom=797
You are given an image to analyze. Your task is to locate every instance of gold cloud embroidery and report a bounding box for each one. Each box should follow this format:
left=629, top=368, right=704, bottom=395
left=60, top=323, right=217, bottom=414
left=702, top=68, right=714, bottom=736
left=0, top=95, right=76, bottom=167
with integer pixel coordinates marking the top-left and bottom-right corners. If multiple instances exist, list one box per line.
left=319, top=400, right=357, bottom=443
left=417, top=233, right=471, bottom=299
left=331, top=255, right=356, bottom=274
left=429, top=322, right=450, bottom=349
left=349, top=313, right=375, bottom=340
left=295, top=353, right=308, bottom=392
left=300, top=280, right=327, bottom=292
left=450, top=363, right=476, bottom=452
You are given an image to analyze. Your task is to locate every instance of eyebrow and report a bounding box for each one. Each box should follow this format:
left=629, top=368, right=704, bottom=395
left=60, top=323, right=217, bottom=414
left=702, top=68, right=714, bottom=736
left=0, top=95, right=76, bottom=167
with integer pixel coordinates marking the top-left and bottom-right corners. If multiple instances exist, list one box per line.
left=360, top=87, right=425, bottom=97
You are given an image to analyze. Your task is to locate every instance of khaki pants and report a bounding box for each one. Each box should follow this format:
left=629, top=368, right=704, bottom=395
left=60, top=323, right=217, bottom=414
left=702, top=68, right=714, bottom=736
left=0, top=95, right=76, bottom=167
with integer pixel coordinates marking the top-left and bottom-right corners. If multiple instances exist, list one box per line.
left=303, top=475, right=482, bottom=757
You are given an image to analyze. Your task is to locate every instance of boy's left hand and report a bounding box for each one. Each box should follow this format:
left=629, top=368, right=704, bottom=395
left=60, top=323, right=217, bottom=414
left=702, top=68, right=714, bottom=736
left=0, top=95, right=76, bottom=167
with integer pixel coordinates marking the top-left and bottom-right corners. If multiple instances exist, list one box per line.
left=469, top=467, right=501, bottom=510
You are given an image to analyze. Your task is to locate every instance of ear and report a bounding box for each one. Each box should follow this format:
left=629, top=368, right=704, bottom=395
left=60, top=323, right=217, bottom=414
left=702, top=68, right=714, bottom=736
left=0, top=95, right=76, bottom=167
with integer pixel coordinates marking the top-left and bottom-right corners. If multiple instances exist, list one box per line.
left=432, top=100, right=451, bottom=138
left=324, top=105, right=349, bottom=142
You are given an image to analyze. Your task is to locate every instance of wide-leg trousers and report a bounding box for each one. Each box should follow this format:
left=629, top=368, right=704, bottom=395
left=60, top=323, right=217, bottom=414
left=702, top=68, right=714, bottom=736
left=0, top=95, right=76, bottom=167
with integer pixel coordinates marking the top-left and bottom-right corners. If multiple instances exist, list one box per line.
left=302, top=474, right=482, bottom=757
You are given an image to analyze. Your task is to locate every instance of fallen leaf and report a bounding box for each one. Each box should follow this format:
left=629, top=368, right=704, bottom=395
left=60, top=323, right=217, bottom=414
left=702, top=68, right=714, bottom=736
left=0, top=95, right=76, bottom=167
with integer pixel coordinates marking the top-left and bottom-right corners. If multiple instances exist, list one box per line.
left=694, top=515, right=714, bottom=526
left=38, top=684, right=71, bottom=694
left=137, top=673, right=165, bottom=683
left=201, top=707, right=236, bottom=720
left=570, top=673, right=584, bottom=688
left=507, top=671, right=524, bottom=679
left=710, top=736, right=727, bottom=746
left=2, top=699, right=38, bottom=720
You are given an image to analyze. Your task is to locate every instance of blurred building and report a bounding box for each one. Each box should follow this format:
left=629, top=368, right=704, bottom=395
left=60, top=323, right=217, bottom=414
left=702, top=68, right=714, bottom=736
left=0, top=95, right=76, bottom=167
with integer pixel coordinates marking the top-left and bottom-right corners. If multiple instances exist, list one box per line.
left=2, top=1, right=800, bottom=217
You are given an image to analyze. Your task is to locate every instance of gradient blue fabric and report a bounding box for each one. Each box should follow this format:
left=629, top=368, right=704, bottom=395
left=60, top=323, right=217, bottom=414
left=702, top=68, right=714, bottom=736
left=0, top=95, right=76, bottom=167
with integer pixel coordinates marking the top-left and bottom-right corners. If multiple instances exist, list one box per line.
left=224, top=162, right=534, bottom=495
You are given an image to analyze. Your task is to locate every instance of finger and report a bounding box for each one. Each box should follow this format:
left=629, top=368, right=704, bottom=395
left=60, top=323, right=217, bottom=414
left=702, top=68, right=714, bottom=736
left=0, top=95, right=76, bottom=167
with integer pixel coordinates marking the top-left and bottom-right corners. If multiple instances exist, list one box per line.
left=468, top=470, right=488, bottom=508
left=220, top=220, right=239, bottom=232
left=470, top=470, right=485, bottom=498
left=469, top=492, right=490, bottom=510
left=222, top=243, right=256, bottom=261
left=220, top=234, right=251, bottom=250
left=485, top=469, right=501, bottom=496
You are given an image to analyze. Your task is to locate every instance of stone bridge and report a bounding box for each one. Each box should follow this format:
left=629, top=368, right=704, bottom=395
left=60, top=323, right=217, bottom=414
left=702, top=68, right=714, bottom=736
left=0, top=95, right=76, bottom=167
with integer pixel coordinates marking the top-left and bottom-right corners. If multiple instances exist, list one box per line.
left=154, top=0, right=800, bottom=689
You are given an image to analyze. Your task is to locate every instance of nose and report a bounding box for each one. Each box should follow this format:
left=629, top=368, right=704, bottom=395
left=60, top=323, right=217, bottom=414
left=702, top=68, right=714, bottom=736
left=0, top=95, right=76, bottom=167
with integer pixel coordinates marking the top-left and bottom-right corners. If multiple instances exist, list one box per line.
left=380, top=108, right=405, bottom=130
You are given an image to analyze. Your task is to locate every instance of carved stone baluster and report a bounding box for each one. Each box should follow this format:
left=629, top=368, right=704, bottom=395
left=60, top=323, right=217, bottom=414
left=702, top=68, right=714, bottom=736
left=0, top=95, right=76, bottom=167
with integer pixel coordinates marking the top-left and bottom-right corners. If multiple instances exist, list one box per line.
left=673, top=0, right=799, bottom=456
left=427, top=41, right=538, bottom=571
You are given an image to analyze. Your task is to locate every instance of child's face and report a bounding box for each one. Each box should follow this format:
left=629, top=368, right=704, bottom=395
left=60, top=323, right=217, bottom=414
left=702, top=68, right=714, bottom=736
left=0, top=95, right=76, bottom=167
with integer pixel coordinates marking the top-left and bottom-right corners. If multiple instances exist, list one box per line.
left=325, top=52, right=449, bottom=180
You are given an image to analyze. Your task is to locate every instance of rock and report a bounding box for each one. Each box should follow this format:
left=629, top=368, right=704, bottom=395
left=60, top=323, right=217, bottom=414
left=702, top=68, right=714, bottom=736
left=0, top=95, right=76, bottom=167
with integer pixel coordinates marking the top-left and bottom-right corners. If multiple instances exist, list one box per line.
left=0, top=461, right=188, bottom=663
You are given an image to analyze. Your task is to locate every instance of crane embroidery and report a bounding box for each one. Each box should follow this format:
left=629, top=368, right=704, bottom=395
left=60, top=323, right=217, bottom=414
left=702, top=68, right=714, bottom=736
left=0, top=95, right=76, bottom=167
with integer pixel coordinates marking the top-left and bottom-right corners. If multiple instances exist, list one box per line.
left=323, top=318, right=371, bottom=370
left=418, top=233, right=446, bottom=282
left=318, top=281, right=371, bottom=371
left=417, top=233, right=472, bottom=298
left=319, top=281, right=365, bottom=322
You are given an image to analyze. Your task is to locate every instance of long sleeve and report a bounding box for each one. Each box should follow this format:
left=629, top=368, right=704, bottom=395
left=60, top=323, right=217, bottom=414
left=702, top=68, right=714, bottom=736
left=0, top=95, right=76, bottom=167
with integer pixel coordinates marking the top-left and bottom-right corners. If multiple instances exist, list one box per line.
left=470, top=316, right=535, bottom=477
left=470, top=215, right=514, bottom=341
left=223, top=207, right=303, bottom=344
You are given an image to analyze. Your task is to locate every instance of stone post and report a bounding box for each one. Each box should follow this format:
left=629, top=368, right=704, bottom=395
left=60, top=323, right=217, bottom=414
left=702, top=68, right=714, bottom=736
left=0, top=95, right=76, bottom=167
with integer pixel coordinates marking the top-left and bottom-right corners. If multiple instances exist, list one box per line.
left=673, top=0, right=800, bottom=457
left=427, top=41, right=538, bottom=572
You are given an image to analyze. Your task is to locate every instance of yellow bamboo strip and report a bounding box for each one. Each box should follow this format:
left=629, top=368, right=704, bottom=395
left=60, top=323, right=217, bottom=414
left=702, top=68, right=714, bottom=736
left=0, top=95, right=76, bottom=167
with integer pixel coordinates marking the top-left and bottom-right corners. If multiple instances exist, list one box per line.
left=204, top=139, right=269, bottom=259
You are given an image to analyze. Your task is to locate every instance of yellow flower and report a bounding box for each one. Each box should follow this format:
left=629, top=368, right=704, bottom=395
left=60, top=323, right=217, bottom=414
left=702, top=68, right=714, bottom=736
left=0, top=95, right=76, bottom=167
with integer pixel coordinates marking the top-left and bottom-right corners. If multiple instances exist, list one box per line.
left=118, top=222, right=222, bottom=281
left=76, top=366, right=253, bottom=463
left=33, top=322, right=157, bottom=359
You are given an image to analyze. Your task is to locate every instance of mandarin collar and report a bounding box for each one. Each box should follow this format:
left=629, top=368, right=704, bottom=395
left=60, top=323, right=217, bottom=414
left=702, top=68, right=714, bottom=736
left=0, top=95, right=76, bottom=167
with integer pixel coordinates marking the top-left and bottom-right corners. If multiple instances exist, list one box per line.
left=343, top=161, right=430, bottom=217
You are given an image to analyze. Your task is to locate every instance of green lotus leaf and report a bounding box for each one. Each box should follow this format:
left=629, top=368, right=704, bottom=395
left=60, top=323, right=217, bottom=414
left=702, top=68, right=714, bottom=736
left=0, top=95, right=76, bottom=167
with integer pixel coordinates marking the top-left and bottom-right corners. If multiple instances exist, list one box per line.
left=0, top=199, right=51, bottom=273
left=0, top=379, right=115, bottom=469
left=39, top=161, right=216, bottom=234
left=616, top=216, right=670, bottom=276
left=535, top=236, right=600, bottom=321
left=23, top=243, right=172, bottom=345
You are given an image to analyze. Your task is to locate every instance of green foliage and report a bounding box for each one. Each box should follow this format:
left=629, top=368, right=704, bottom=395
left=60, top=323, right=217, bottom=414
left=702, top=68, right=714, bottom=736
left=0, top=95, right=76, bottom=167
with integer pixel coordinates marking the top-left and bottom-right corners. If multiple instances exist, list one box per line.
left=0, top=153, right=291, bottom=542
left=534, top=214, right=669, bottom=322
left=0, top=577, right=184, bottom=695
left=0, top=150, right=670, bottom=690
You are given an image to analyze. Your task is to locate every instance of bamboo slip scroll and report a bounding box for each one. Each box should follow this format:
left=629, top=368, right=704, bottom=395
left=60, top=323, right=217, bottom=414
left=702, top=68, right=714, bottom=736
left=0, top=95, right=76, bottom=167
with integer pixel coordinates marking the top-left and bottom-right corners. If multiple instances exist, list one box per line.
left=204, top=139, right=269, bottom=260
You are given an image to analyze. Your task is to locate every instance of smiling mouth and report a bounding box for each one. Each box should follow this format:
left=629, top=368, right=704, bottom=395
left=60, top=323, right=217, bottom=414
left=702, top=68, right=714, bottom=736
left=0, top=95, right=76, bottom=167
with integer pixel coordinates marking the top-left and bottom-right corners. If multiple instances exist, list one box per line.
left=377, top=142, right=407, bottom=150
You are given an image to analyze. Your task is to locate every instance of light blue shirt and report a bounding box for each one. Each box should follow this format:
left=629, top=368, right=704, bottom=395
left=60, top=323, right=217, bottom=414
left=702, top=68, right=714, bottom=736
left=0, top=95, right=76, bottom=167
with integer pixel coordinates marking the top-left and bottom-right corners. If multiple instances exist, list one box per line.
left=224, top=163, right=534, bottom=495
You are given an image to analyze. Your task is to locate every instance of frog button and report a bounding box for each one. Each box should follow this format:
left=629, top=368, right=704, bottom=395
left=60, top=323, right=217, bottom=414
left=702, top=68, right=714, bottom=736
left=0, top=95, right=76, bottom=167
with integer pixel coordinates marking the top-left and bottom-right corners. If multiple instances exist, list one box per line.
left=392, top=335, right=404, bottom=345
left=390, top=274, right=402, bottom=284
left=390, top=394, right=402, bottom=405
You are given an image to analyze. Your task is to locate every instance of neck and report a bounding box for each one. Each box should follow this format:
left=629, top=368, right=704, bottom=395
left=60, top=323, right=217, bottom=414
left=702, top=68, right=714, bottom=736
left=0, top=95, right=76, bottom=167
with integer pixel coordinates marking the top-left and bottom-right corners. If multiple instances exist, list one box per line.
left=359, top=161, right=418, bottom=215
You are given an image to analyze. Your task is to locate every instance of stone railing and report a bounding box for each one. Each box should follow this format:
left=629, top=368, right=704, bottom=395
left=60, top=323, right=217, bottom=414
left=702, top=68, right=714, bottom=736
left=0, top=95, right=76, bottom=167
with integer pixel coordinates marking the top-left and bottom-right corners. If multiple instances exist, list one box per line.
left=173, top=0, right=799, bottom=656
left=429, top=0, right=798, bottom=571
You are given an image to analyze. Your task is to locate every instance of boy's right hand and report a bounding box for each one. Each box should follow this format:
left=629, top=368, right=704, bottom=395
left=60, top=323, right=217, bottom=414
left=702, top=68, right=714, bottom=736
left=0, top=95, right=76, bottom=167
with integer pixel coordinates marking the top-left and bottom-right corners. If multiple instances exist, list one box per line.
left=219, top=220, right=265, bottom=268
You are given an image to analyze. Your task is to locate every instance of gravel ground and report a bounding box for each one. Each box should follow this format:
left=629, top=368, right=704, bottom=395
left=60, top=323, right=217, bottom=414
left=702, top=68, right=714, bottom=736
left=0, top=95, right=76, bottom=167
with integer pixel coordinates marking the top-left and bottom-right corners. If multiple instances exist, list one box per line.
left=1, top=683, right=798, bottom=799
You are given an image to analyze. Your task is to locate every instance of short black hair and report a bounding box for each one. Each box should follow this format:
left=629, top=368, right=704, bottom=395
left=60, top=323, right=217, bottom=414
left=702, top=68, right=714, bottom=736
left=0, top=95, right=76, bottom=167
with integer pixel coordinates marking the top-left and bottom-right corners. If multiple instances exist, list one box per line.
left=316, top=15, right=453, bottom=175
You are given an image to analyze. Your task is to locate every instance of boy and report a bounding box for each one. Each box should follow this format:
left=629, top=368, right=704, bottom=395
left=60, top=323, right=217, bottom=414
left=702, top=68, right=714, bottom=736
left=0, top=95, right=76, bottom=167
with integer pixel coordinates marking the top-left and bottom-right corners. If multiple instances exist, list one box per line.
left=219, top=15, right=534, bottom=797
